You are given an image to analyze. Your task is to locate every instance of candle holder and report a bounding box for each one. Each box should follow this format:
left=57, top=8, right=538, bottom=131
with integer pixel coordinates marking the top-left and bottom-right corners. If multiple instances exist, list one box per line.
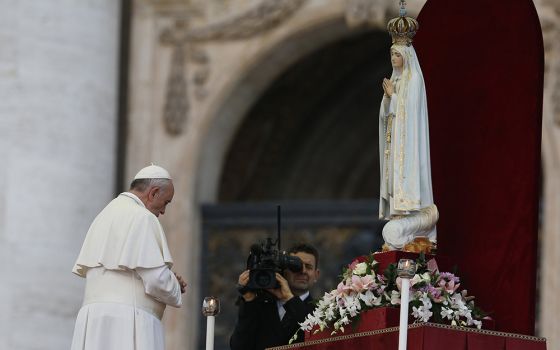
left=202, top=296, right=220, bottom=316
left=397, top=258, right=417, bottom=279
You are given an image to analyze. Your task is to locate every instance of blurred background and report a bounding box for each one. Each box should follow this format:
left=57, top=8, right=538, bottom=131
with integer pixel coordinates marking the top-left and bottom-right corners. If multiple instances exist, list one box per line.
left=0, top=0, right=559, bottom=349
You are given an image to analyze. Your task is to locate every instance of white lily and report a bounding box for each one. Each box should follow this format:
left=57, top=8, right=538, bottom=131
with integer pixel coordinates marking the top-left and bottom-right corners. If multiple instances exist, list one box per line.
left=353, top=262, right=368, bottom=275
left=360, top=290, right=382, bottom=307
left=440, top=307, right=454, bottom=320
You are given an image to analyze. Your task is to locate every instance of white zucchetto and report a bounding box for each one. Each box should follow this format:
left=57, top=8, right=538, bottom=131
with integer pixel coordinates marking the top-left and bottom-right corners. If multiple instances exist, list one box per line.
left=134, top=164, right=172, bottom=180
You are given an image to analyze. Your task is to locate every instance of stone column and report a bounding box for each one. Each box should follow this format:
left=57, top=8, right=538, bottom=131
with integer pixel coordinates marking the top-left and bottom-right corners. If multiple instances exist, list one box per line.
left=537, top=1, right=560, bottom=349
left=0, top=1, right=120, bottom=349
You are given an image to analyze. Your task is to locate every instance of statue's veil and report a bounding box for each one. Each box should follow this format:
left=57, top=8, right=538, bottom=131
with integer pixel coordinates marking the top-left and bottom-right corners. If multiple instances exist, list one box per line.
left=386, top=44, right=434, bottom=211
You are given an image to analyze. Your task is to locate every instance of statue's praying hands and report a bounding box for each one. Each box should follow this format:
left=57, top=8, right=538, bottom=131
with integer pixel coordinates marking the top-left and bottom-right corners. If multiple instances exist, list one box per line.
left=382, top=78, right=394, bottom=98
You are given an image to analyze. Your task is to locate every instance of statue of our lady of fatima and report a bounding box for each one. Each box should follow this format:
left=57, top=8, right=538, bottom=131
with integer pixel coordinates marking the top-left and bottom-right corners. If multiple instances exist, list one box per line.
left=379, top=1, right=438, bottom=251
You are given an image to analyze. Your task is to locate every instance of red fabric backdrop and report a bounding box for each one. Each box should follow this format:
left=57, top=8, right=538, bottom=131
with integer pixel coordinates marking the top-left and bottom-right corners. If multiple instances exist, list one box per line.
left=414, top=0, right=543, bottom=335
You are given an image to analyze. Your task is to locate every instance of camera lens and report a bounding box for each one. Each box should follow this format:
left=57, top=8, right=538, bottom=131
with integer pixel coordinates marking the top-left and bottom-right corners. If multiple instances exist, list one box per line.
left=254, top=270, right=273, bottom=288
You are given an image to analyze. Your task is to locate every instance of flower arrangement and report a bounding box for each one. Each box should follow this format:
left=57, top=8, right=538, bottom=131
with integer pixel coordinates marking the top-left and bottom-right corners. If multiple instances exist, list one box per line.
left=300, top=253, right=487, bottom=336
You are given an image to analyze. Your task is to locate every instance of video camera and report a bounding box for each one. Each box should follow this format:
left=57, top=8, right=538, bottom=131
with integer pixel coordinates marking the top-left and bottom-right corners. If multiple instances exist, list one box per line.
left=245, top=205, right=302, bottom=290
left=246, top=239, right=302, bottom=290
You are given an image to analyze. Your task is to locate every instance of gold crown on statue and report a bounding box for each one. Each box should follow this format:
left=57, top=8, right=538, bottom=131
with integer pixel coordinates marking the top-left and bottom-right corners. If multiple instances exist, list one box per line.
left=387, top=0, right=418, bottom=46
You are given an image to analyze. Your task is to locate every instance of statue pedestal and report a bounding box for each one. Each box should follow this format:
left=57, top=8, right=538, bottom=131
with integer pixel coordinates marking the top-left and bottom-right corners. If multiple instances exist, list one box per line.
left=276, top=323, right=545, bottom=350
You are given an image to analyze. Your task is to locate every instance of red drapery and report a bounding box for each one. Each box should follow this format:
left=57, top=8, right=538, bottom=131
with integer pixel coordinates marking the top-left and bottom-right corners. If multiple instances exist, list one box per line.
left=413, top=0, right=543, bottom=335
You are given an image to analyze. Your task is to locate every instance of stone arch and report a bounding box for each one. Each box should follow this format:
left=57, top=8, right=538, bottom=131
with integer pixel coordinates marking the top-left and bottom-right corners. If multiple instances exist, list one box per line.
left=195, top=15, right=388, bottom=203
left=218, top=29, right=392, bottom=202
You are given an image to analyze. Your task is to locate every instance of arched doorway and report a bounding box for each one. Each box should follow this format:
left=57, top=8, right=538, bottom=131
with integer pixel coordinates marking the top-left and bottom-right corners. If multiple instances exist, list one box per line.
left=200, top=29, right=391, bottom=349
left=218, top=30, right=390, bottom=202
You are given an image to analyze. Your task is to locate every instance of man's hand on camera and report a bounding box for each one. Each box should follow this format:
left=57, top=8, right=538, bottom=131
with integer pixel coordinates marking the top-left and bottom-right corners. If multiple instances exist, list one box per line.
left=238, top=270, right=256, bottom=302
left=266, top=273, right=294, bottom=302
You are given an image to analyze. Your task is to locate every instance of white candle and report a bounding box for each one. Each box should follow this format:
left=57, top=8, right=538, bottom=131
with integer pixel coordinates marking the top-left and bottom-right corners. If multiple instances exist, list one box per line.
left=202, top=297, right=220, bottom=350
left=398, top=278, right=411, bottom=350
left=206, top=315, right=215, bottom=350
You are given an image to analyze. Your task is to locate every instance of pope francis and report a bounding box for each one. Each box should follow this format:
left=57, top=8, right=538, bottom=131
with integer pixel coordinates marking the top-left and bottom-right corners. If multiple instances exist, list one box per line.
left=70, top=165, right=187, bottom=350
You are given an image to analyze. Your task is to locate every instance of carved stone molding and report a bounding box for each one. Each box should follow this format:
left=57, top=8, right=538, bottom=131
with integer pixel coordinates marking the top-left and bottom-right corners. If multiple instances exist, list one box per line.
left=158, top=0, right=308, bottom=135
left=345, top=0, right=424, bottom=29
left=187, top=0, right=307, bottom=41
left=345, top=0, right=393, bottom=28
left=160, top=20, right=190, bottom=135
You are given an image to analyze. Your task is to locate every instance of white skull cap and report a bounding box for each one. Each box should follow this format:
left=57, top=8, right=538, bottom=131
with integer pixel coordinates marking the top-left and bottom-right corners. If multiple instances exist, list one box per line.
left=133, top=164, right=172, bottom=180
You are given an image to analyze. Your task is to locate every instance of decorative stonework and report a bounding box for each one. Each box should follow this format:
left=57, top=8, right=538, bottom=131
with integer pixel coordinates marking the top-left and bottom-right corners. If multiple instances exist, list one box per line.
left=187, top=0, right=307, bottom=41
left=160, top=20, right=191, bottom=135
left=346, top=0, right=425, bottom=29
left=158, top=0, right=307, bottom=135
left=345, top=0, right=392, bottom=28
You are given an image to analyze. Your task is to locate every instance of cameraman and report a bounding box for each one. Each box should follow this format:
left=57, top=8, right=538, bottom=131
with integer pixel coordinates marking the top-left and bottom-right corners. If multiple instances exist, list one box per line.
left=230, top=243, right=320, bottom=350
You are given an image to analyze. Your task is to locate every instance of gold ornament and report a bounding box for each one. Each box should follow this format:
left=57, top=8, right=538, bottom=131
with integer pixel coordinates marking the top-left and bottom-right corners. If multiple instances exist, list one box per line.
left=387, top=1, right=418, bottom=46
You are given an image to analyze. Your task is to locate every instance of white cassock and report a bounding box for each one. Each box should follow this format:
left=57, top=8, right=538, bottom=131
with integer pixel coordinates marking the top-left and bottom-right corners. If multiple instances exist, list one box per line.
left=70, top=192, right=182, bottom=350
left=379, top=44, right=438, bottom=249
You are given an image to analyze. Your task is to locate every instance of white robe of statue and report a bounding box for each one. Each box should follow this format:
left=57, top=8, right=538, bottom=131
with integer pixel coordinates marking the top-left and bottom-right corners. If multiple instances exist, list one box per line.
left=379, top=44, right=438, bottom=249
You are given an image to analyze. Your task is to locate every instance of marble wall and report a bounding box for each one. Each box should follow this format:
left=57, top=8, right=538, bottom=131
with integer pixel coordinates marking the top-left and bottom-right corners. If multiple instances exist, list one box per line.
left=0, top=1, right=120, bottom=349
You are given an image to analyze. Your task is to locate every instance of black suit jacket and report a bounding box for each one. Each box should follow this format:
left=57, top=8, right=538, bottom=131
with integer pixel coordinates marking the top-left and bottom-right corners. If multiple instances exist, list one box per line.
left=229, top=292, right=315, bottom=350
